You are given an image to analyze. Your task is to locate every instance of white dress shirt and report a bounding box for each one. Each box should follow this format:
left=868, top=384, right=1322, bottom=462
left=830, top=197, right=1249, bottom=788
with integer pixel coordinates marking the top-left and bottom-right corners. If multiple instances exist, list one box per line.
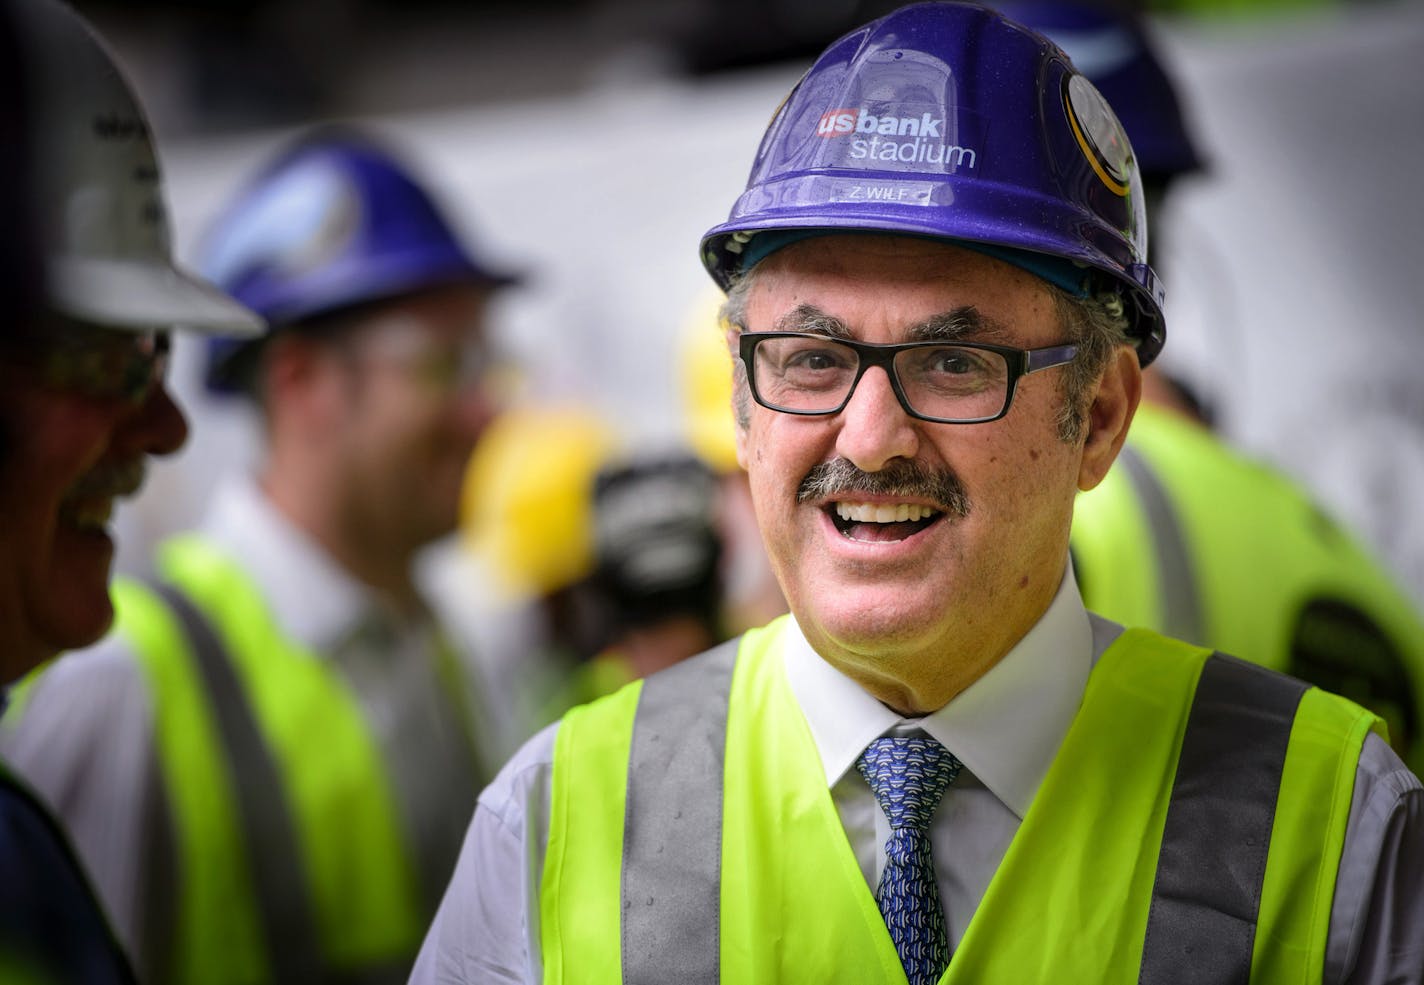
left=788, top=565, right=1097, bottom=948
left=409, top=567, right=1423, bottom=985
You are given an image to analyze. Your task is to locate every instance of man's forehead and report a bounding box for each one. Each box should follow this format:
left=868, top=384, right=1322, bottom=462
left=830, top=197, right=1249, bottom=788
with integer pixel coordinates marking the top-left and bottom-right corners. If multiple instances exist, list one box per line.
left=746, top=234, right=1056, bottom=339
left=785, top=229, right=1047, bottom=264
left=755, top=233, right=1054, bottom=291
left=357, top=309, right=483, bottom=357
left=313, top=283, right=488, bottom=350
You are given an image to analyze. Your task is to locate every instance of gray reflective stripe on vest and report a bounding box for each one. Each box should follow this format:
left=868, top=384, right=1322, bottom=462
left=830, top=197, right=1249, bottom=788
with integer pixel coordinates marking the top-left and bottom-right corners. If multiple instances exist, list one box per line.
left=1118, top=444, right=1206, bottom=645
left=151, top=583, right=325, bottom=985
left=337, top=622, right=482, bottom=924
left=1139, top=653, right=1309, bottom=985
left=135, top=722, right=179, bottom=985
left=622, top=638, right=739, bottom=985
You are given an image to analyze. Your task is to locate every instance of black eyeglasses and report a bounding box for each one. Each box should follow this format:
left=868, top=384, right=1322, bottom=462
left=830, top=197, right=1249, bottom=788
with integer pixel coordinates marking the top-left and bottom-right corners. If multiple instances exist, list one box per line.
left=354, top=329, right=495, bottom=396
left=738, top=332, right=1078, bottom=424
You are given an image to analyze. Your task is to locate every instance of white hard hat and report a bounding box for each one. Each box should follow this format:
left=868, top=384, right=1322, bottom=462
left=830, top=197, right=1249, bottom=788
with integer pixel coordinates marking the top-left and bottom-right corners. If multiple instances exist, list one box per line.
left=12, top=0, right=262, bottom=336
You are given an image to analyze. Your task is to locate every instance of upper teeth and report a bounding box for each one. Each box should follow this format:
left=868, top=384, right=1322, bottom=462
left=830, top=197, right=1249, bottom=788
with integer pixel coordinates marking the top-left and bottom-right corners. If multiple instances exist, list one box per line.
left=835, top=502, right=935, bottom=523
left=69, top=499, right=114, bottom=530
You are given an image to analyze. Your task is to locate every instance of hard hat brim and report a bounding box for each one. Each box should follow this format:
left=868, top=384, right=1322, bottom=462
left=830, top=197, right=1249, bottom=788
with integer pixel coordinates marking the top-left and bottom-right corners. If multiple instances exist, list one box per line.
left=49, top=255, right=265, bottom=336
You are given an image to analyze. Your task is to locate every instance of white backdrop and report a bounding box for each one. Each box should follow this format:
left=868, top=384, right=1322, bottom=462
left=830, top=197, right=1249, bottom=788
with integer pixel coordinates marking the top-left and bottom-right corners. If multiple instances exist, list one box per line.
left=115, top=1, right=1424, bottom=606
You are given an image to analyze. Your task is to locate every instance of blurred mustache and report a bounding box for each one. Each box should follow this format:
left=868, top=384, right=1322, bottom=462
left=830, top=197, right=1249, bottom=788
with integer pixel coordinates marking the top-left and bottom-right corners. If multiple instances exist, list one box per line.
left=64, top=460, right=146, bottom=502
left=797, top=458, right=970, bottom=519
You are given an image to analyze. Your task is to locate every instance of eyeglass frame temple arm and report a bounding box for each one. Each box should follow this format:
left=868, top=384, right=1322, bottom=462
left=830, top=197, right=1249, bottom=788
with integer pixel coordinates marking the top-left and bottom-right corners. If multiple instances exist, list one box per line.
left=1023, top=343, right=1078, bottom=375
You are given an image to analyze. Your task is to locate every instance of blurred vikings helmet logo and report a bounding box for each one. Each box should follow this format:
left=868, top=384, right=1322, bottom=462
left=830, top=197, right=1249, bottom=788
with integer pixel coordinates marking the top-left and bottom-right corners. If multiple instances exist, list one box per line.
left=1065, top=74, right=1134, bottom=197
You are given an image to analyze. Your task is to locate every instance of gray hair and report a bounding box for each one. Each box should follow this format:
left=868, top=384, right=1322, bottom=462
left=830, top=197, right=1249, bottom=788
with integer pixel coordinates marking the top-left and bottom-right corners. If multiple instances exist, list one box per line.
left=718, top=262, right=1133, bottom=443
left=1050, top=287, right=1133, bottom=443
left=720, top=271, right=756, bottom=430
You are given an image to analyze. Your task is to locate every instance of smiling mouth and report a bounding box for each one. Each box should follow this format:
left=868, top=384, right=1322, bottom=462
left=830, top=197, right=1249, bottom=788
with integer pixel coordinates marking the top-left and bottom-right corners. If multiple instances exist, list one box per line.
left=59, top=497, right=116, bottom=533
left=60, top=461, right=145, bottom=534
left=830, top=501, right=944, bottom=542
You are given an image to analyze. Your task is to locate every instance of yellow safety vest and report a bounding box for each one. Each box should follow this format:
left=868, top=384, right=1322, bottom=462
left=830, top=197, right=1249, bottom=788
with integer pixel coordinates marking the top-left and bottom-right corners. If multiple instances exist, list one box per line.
left=541, top=616, right=1378, bottom=983
left=1073, top=402, right=1424, bottom=772
left=114, top=535, right=474, bottom=985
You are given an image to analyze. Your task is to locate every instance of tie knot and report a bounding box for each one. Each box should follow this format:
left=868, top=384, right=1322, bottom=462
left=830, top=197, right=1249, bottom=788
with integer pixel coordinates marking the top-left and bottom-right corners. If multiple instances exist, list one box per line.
left=856, top=735, right=962, bottom=831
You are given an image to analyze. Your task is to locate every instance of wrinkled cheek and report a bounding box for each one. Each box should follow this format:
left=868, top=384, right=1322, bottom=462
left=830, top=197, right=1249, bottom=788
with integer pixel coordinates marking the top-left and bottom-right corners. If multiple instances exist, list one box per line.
left=741, top=482, right=789, bottom=571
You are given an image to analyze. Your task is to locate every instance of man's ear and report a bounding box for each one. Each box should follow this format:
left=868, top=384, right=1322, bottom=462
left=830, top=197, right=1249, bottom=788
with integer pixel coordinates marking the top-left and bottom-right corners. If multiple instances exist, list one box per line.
left=261, top=331, right=350, bottom=432
left=261, top=333, right=320, bottom=400
left=1078, top=346, right=1142, bottom=491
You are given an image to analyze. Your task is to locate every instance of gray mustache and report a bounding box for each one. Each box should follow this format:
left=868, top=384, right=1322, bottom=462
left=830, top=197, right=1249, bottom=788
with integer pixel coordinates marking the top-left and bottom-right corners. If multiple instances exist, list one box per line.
left=797, top=458, right=970, bottom=519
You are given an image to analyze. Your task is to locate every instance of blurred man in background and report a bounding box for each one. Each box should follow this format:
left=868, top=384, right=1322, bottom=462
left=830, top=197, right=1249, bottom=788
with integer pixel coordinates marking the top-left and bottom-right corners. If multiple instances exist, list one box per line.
left=575, top=452, right=726, bottom=695
left=3, top=127, right=515, bottom=984
left=454, top=415, right=727, bottom=724
left=998, top=1, right=1424, bottom=774
left=450, top=402, right=624, bottom=737
left=0, top=0, right=261, bottom=978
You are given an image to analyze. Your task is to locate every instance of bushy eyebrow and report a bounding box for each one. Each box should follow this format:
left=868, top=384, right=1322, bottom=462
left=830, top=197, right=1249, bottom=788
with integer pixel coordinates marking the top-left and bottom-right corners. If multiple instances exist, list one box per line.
left=772, top=303, right=1014, bottom=344
left=908, top=307, right=1013, bottom=343
left=773, top=303, right=853, bottom=339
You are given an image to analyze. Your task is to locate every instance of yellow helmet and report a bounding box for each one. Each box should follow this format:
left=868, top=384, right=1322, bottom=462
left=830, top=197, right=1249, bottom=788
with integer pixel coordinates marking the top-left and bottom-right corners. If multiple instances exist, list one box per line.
left=460, top=404, right=621, bottom=598
left=678, top=287, right=741, bottom=474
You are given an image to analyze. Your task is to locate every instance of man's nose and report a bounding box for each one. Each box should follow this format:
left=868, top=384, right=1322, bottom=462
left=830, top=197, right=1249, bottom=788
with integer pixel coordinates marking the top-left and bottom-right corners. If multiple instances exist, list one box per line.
left=833, top=365, right=920, bottom=472
left=120, top=382, right=189, bottom=459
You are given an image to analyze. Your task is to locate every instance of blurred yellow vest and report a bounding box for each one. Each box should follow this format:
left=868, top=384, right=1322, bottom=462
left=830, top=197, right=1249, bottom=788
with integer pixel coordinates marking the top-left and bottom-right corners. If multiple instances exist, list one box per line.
left=1073, top=402, right=1424, bottom=771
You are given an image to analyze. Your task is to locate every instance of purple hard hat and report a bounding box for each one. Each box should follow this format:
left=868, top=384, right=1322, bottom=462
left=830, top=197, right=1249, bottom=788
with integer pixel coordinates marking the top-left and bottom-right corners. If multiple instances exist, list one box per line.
left=996, top=1, right=1203, bottom=181
left=200, top=127, right=521, bottom=393
left=701, top=0, right=1165, bottom=366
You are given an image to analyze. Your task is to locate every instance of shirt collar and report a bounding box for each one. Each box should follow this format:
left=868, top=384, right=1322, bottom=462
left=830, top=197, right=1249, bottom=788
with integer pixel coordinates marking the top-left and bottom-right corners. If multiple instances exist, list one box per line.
left=197, top=474, right=387, bottom=652
left=784, top=565, right=1094, bottom=819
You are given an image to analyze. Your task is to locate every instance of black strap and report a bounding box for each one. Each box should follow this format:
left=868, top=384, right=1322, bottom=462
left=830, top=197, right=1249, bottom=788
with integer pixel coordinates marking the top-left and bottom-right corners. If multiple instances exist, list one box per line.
left=622, top=638, right=739, bottom=985
left=1139, top=653, right=1308, bottom=985
left=151, top=583, right=327, bottom=984
left=0, top=766, right=142, bottom=984
left=1118, top=445, right=1206, bottom=645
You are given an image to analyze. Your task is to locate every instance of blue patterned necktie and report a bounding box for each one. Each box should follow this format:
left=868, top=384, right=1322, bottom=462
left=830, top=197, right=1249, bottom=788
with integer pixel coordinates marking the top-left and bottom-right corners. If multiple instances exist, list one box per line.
left=856, top=735, right=963, bottom=985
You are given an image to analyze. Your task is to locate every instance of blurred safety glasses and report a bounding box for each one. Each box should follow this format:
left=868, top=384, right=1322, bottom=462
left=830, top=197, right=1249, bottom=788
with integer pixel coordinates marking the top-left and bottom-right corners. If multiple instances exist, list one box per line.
left=354, top=323, right=497, bottom=397
left=9, top=320, right=172, bottom=405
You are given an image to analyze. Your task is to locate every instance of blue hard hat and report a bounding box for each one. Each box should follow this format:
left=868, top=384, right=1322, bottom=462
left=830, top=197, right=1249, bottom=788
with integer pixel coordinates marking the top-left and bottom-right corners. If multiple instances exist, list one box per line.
left=200, top=127, right=520, bottom=393
left=995, top=1, right=1203, bottom=180
left=701, top=0, right=1165, bottom=366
